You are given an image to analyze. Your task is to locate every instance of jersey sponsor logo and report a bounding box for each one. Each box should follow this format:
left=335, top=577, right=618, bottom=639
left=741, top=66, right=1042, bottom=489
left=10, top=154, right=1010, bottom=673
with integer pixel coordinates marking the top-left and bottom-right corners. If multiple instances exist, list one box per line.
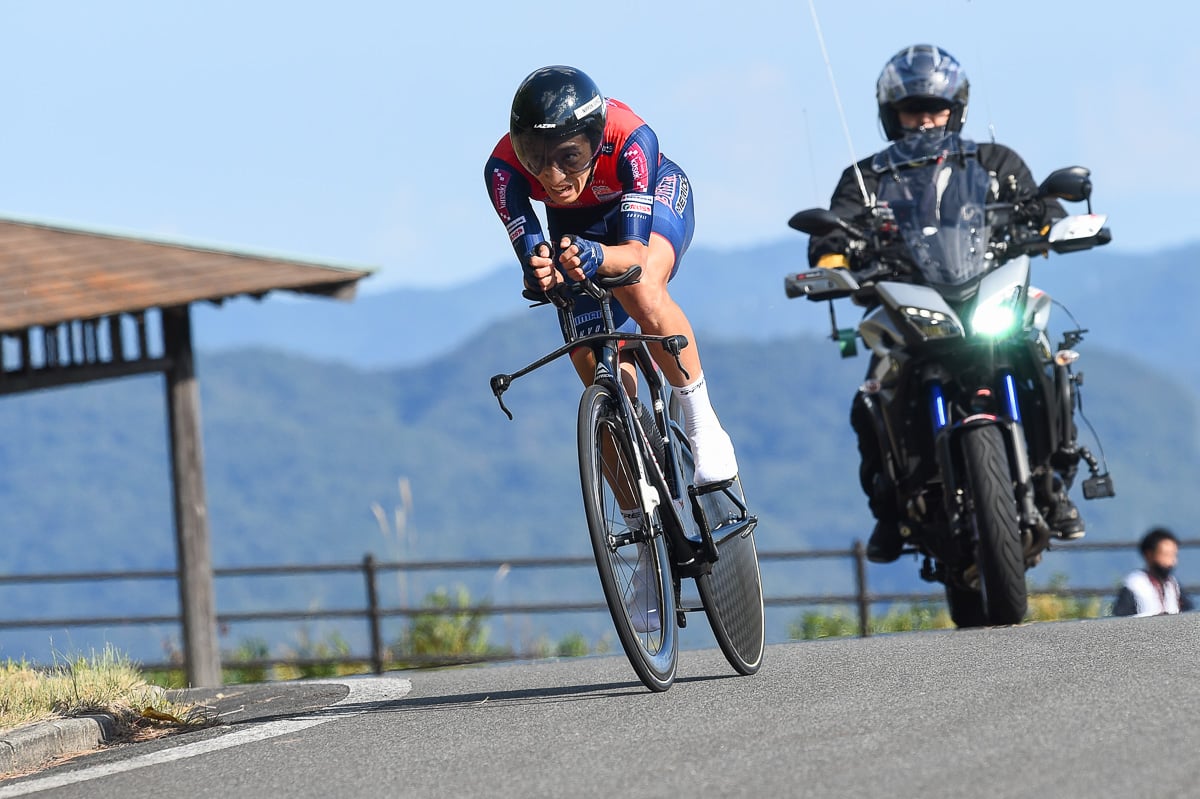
left=623, top=142, right=649, bottom=192
left=591, top=183, right=622, bottom=201
left=491, top=168, right=511, bottom=223
left=621, top=193, right=653, bottom=216
left=674, top=175, right=690, bottom=215
left=506, top=215, right=526, bottom=242
left=653, top=175, right=690, bottom=217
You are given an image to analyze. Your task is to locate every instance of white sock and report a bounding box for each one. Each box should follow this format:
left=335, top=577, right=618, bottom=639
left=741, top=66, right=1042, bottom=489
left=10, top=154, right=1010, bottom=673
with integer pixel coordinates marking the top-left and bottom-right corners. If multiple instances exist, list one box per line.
left=673, top=373, right=720, bottom=442
left=620, top=508, right=644, bottom=530
left=672, top=373, right=738, bottom=484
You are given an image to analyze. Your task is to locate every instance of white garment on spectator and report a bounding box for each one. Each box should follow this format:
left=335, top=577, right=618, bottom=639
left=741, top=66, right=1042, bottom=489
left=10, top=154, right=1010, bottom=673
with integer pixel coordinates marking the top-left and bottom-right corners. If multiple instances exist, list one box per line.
left=1121, top=570, right=1182, bottom=616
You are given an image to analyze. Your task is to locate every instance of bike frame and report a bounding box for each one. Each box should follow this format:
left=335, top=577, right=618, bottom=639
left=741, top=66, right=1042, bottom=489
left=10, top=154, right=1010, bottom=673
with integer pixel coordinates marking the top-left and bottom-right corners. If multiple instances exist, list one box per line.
left=489, top=276, right=747, bottom=576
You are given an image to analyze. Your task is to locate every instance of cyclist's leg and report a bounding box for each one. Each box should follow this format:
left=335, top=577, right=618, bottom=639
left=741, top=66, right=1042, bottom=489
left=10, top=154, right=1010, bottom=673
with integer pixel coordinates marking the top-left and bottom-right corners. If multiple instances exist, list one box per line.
left=569, top=347, right=643, bottom=517
left=612, top=164, right=737, bottom=485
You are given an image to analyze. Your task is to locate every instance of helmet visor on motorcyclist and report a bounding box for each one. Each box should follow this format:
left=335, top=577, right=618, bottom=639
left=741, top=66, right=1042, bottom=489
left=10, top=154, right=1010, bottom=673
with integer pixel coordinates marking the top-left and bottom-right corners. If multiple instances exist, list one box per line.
left=511, top=130, right=599, bottom=178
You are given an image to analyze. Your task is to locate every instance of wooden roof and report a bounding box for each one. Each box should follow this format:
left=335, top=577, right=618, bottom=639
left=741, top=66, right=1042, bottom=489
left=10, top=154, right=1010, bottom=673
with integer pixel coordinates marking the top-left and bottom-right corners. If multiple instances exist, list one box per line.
left=0, top=214, right=373, bottom=334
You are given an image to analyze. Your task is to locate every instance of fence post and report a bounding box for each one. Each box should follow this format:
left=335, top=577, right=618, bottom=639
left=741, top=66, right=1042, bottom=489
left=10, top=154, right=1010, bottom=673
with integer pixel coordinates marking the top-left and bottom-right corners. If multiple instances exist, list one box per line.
left=853, top=540, right=871, bottom=638
left=363, top=554, right=384, bottom=675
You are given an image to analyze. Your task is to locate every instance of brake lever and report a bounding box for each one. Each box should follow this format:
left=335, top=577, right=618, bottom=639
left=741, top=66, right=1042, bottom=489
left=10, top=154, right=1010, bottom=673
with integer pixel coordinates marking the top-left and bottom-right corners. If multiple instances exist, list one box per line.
left=489, top=374, right=514, bottom=420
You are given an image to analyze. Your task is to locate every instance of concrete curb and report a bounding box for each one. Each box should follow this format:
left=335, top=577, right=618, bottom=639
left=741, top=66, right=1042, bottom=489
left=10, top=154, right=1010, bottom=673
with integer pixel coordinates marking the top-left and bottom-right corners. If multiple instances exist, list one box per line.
left=0, top=714, right=115, bottom=776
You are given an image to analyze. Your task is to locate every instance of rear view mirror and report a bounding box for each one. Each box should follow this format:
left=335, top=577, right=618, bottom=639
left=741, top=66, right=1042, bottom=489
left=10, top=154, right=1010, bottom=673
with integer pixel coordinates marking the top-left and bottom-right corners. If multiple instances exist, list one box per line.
left=787, top=208, right=846, bottom=236
left=1038, top=167, right=1092, bottom=204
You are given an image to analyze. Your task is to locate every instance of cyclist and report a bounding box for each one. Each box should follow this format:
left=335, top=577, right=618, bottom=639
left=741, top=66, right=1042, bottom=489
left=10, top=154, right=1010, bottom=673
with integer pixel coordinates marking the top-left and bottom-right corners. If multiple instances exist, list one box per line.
left=484, top=65, right=739, bottom=492
left=807, top=44, right=1082, bottom=563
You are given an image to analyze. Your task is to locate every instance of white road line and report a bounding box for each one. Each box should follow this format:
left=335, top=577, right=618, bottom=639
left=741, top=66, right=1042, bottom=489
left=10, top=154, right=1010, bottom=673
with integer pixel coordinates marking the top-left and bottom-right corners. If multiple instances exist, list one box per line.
left=0, top=676, right=412, bottom=797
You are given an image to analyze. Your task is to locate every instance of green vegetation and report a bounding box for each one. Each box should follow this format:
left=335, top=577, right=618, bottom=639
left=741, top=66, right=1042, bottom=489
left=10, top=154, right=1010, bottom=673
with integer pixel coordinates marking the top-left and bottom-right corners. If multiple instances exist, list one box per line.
left=790, top=574, right=1105, bottom=640
left=0, top=646, right=209, bottom=736
left=394, top=586, right=490, bottom=661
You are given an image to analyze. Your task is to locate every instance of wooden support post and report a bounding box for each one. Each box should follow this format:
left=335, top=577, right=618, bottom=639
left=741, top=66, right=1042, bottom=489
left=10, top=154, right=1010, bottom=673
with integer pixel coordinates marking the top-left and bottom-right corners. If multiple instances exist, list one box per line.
left=162, top=305, right=221, bottom=687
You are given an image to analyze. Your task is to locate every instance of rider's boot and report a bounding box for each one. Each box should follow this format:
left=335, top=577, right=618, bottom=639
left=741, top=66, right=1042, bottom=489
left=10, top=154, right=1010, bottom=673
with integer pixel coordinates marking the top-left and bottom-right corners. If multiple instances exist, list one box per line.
left=673, top=373, right=738, bottom=486
left=853, top=392, right=904, bottom=563
left=867, top=519, right=905, bottom=564
left=1048, top=476, right=1085, bottom=540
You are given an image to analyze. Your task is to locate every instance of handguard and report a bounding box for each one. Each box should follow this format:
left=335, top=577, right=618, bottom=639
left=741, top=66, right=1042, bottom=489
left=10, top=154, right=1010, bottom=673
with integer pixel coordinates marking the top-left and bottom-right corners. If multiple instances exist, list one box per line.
left=784, top=268, right=862, bottom=301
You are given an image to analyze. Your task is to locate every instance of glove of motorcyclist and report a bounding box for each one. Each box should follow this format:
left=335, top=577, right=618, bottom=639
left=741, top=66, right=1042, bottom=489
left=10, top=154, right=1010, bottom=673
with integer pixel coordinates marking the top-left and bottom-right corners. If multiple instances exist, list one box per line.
left=816, top=253, right=850, bottom=269
left=559, top=234, right=605, bottom=280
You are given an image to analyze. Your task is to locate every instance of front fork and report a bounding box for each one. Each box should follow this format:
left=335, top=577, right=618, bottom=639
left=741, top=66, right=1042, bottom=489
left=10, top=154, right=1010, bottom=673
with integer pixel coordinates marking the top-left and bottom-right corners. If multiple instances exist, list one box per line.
left=928, top=370, right=1051, bottom=554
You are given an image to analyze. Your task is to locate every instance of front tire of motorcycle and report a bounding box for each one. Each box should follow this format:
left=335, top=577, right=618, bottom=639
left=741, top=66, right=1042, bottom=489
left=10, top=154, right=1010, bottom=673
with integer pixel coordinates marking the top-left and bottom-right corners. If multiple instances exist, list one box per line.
left=961, top=425, right=1028, bottom=626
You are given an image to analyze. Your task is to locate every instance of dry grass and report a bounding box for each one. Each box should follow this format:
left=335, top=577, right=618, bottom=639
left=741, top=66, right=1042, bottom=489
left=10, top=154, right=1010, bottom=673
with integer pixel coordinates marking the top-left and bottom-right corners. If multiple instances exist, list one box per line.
left=0, top=646, right=215, bottom=736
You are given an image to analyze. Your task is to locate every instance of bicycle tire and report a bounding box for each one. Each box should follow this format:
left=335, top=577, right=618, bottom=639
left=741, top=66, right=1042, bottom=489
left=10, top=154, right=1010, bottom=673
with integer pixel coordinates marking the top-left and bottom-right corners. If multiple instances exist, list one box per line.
left=669, top=398, right=764, bottom=675
left=579, top=383, right=678, bottom=691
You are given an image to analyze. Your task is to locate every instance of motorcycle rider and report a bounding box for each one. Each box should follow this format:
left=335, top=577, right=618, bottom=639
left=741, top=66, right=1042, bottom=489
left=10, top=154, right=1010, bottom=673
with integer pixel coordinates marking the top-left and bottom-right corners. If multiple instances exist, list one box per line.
left=807, top=44, right=1084, bottom=563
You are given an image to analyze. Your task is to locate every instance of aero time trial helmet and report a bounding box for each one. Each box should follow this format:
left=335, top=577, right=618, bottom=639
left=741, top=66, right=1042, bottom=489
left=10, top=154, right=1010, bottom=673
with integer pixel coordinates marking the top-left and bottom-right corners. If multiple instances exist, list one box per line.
left=509, top=66, right=607, bottom=176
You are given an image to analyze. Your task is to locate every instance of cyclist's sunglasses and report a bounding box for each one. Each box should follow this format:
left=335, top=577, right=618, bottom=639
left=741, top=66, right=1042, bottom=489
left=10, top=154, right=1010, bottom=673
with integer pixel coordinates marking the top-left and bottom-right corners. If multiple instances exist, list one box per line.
left=518, top=134, right=599, bottom=177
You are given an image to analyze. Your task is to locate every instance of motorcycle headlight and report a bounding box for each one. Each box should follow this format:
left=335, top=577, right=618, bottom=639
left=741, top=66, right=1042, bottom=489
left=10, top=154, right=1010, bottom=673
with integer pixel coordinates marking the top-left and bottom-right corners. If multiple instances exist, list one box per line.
left=901, top=306, right=962, bottom=340
left=971, top=294, right=1022, bottom=338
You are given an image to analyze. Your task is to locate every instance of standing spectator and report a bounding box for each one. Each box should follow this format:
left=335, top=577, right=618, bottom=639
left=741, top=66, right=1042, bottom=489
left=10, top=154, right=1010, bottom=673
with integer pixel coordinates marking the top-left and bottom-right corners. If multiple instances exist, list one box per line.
left=1113, top=528, right=1194, bottom=616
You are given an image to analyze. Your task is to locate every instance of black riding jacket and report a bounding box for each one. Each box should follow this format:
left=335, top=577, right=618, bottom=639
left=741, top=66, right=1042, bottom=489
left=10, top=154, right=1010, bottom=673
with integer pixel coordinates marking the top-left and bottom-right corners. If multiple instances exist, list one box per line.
left=808, top=140, right=1064, bottom=266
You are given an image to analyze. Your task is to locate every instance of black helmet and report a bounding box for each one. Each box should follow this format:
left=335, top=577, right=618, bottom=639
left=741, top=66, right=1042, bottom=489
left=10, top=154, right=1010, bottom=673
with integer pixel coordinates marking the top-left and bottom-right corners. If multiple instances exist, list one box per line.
left=876, top=45, right=969, bottom=141
left=509, top=66, right=607, bottom=176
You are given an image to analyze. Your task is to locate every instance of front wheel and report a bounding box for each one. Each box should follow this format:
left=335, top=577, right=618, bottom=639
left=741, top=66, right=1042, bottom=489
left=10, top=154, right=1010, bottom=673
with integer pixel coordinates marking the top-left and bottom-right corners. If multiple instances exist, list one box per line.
left=579, top=384, right=678, bottom=691
left=961, top=425, right=1027, bottom=625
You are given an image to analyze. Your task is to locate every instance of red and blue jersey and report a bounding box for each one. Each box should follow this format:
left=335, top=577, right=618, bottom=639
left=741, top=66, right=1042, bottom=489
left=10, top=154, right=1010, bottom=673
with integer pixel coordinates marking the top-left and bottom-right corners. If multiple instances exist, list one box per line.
left=485, top=98, right=662, bottom=259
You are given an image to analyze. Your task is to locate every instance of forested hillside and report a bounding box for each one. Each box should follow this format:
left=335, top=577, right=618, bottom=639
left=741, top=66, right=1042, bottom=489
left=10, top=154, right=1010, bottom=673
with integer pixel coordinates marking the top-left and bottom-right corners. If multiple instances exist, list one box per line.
left=2, top=310, right=1197, bottom=662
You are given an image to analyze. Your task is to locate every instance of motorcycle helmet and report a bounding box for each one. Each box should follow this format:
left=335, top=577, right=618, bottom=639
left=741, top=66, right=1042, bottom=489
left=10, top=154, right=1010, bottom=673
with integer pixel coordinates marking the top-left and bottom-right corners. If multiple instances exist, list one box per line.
left=876, top=44, right=969, bottom=141
left=509, top=66, right=607, bottom=176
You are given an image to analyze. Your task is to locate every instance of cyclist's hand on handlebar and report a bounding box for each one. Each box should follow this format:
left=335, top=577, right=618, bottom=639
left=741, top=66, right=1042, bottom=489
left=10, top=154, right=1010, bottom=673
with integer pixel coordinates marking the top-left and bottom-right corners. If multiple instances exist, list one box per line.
left=558, top=235, right=604, bottom=281
left=522, top=242, right=560, bottom=293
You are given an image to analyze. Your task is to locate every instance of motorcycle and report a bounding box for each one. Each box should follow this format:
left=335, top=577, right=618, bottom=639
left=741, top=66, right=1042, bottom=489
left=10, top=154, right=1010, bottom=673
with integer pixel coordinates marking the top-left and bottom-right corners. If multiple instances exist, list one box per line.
left=784, top=136, right=1115, bottom=626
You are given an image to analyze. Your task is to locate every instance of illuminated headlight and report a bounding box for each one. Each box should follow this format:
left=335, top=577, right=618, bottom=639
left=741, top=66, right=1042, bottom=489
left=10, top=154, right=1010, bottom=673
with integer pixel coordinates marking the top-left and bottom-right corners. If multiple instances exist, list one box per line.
left=901, top=306, right=962, bottom=339
left=971, top=299, right=1020, bottom=338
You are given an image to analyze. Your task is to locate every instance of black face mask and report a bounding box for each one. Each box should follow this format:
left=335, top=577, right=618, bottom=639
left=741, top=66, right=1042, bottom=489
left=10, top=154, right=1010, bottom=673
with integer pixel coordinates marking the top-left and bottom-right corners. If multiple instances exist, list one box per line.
left=1148, top=563, right=1175, bottom=581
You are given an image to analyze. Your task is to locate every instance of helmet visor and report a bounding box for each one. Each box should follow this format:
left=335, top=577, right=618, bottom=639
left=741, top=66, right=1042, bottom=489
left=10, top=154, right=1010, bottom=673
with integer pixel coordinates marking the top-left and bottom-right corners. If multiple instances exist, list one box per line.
left=511, top=131, right=598, bottom=177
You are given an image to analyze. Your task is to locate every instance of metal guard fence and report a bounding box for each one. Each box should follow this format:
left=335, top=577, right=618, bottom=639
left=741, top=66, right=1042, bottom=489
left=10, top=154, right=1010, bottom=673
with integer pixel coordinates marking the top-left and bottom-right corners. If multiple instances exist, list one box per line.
left=1, top=540, right=1192, bottom=674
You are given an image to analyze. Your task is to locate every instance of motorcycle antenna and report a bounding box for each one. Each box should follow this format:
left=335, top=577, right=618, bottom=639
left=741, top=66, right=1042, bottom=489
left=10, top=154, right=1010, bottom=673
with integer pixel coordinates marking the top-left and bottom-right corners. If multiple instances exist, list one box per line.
left=807, top=0, right=871, bottom=207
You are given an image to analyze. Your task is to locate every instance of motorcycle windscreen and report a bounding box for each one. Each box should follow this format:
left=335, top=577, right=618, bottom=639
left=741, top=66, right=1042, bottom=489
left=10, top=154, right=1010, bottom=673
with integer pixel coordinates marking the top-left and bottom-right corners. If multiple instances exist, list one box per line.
left=875, top=156, right=992, bottom=287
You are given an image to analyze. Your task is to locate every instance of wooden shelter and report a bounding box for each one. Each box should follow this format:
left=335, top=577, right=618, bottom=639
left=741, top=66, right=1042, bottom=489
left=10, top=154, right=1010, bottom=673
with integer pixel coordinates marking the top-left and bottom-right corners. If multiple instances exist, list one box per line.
left=0, top=214, right=372, bottom=687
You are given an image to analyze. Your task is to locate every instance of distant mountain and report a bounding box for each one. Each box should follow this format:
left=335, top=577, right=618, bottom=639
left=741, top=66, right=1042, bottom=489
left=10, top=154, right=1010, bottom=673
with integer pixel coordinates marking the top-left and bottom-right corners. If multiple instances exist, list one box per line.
left=190, top=239, right=825, bottom=368
left=2, top=308, right=1198, bottom=663
left=192, top=238, right=1200, bottom=381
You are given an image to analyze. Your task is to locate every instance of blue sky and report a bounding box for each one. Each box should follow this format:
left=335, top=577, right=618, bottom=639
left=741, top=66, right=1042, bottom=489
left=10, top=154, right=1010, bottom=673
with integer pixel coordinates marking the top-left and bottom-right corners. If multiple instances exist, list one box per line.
left=0, top=1, right=1188, bottom=289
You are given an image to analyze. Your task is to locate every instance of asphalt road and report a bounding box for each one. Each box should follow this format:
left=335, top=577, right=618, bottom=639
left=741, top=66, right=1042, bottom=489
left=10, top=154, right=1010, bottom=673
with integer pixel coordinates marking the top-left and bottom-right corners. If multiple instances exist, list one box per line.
left=4, top=614, right=1199, bottom=798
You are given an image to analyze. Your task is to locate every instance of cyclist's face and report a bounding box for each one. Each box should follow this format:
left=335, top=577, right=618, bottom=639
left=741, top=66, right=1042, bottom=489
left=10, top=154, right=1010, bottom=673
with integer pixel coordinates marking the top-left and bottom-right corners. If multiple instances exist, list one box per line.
left=532, top=134, right=595, bottom=204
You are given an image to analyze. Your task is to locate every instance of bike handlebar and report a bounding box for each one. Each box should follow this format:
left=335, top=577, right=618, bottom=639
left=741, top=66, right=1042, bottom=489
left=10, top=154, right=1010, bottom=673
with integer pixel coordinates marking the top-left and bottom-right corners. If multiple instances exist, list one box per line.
left=521, top=265, right=644, bottom=306
left=490, top=264, right=693, bottom=420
